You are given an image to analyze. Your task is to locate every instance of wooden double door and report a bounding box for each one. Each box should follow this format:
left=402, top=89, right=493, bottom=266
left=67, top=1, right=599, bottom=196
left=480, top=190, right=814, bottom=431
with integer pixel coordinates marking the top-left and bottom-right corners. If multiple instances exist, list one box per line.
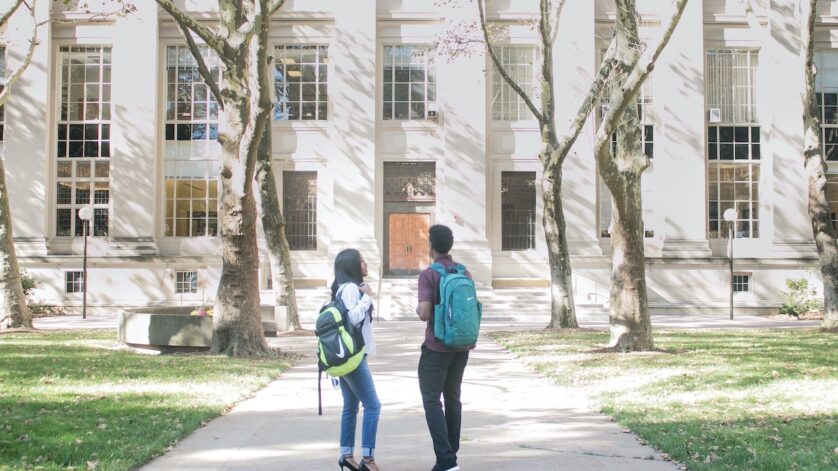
left=387, top=212, right=431, bottom=275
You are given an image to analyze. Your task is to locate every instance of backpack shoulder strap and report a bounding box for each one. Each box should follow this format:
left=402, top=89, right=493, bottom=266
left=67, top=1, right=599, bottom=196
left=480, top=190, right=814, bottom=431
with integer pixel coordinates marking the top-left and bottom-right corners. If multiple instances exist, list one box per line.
left=452, top=263, right=467, bottom=275
left=430, top=263, right=447, bottom=278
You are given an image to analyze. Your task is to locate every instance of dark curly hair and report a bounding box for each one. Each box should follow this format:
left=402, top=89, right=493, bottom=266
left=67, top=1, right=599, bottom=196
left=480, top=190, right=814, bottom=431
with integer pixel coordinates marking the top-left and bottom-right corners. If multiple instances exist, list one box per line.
left=429, top=224, right=453, bottom=254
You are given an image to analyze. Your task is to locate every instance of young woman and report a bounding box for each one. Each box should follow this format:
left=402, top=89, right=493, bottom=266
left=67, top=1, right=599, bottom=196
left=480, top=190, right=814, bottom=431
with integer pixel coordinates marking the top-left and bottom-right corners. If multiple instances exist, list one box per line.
left=332, top=248, right=381, bottom=471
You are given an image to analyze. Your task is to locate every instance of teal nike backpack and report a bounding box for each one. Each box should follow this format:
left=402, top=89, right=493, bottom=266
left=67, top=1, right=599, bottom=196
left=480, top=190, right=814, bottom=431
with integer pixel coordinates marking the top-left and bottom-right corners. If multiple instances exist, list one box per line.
left=431, top=263, right=482, bottom=348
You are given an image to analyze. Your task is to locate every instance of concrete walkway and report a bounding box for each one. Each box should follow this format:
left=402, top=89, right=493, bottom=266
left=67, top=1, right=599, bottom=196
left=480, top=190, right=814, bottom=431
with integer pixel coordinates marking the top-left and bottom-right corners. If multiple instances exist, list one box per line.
left=30, top=313, right=819, bottom=470
left=137, top=321, right=678, bottom=471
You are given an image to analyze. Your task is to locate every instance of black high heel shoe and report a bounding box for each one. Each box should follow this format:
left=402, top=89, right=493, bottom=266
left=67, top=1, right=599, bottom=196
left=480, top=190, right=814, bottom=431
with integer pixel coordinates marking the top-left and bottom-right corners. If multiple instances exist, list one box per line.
left=338, top=455, right=360, bottom=471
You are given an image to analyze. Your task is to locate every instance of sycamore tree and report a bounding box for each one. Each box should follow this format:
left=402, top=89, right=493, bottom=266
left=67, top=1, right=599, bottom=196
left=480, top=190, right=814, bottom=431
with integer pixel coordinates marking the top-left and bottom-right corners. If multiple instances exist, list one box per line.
left=739, top=0, right=838, bottom=329
left=155, top=0, right=286, bottom=356
left=0, top=0, right=37, bottom=329
left=800, top=0, right=838, bottom=328
left=593, top=0, right=688, bottom=350
left=444, top=0, right=688, bottom=338
left=255, top=116, right=302, bottom=331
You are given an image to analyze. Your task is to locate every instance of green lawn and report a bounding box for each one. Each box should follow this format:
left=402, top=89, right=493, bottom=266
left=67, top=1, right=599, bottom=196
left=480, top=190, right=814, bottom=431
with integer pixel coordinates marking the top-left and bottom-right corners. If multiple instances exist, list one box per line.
left=491, top=329, right=838, bottom=471
left=0, top=330, right=295, bottom=471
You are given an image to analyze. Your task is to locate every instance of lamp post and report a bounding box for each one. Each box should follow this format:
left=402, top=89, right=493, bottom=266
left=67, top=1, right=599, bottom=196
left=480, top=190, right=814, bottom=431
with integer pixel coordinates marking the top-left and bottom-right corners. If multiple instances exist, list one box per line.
left=78, top=206, right=93, bottom=320
left=723, top=208, right=738, bottom=320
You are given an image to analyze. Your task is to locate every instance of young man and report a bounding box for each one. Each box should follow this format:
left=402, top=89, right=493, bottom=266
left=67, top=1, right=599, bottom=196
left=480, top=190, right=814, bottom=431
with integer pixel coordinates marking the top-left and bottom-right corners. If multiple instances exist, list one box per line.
left=415, top=224, right=473, bottom=471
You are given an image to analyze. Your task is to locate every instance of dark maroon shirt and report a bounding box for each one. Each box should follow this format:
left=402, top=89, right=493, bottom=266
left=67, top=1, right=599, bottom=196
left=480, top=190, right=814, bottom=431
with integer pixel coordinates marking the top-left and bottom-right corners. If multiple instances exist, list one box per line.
left=417, top=254, right=474, bottom=352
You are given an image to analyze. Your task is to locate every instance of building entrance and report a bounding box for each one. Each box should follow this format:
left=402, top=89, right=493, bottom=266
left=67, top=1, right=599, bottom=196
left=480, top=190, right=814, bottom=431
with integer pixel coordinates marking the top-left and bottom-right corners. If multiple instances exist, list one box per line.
left=383, top=162, right=436, bottom=276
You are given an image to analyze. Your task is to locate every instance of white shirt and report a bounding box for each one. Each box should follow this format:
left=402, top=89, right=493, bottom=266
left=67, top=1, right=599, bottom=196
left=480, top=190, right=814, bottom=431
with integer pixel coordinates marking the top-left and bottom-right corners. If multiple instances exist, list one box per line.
left=339, top=283, right=376, bottom=355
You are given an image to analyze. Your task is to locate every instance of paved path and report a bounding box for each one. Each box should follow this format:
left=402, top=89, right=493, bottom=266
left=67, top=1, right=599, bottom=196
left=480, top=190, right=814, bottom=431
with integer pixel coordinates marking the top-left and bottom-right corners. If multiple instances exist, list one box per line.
left=32, top=311, right=822, bottom=331
left=137, top=322, right=678, bottom=471
left=31, top=313, right=819, bottom=470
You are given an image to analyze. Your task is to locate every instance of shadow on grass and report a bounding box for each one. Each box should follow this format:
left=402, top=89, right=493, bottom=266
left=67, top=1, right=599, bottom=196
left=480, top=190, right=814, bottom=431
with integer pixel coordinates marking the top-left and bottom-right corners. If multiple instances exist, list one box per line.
left=614, top=413, right=838, bottom=471
left=0, top=330, right=293, bottom=470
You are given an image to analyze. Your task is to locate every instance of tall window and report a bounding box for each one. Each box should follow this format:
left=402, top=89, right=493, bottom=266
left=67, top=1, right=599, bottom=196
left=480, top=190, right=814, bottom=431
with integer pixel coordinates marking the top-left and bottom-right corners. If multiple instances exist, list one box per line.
left=283, top=171, right=317, bottom=250
left=706, top=49, right=760, bottom=239
left=164, top=45, right=220, bottom=237
left=274, top=45, right=328, bottom=121
left=501, top=172, right=536, bottom=250
left=492, top=46, right=536, bottom=121
left=383, top=45, right=436, bottom=120
left=55, top=46, right=111, bottom=237
left=827, top=175, right=838, bottom=230
left=815, top=52, right=838, bottom=161
left=0, top=46, right=6, bottom=141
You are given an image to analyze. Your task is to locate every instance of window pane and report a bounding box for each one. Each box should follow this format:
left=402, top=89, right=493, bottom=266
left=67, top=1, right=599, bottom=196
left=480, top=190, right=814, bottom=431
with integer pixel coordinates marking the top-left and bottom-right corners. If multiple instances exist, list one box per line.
left=501, top=172, right=536, bottom=250
left=283, top=172, right=317, bottom=250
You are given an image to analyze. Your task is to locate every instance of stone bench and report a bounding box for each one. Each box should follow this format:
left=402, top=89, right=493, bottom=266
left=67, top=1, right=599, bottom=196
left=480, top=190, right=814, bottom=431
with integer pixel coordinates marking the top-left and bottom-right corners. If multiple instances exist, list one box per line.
left=118, top=305, right=287, bottom=349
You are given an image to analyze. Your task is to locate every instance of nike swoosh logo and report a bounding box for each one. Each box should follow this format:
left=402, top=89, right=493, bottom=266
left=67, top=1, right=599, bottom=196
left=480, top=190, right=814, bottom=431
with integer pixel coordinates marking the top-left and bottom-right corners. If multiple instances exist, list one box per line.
left=336, top=340, right=346, bottom=359
left=467, top=297, right=474, bottom=301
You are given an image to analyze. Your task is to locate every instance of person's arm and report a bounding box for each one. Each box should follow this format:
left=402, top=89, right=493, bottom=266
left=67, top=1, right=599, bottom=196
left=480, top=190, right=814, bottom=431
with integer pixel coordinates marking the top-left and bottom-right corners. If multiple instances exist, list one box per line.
left=416, top=301, right=433, bottom=322
left=416, top=269, right=434, bottom=321
left=340, top=283, right=372, bottom=326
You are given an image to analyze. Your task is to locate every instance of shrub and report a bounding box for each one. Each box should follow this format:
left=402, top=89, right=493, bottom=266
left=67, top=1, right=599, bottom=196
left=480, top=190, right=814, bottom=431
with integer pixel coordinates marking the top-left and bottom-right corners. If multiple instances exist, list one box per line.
left=779, top=277, right=823, bottom=318
left=19, top=270, right=36, bottom=300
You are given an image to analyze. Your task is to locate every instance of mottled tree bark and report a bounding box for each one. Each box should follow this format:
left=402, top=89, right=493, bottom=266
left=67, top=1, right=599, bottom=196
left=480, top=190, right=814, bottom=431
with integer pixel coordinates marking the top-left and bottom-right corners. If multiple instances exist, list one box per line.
left=255, top=120, right=301, bottom=331
left=0, top=0, right=36, bottom=330
left=0, top=157, right=31, bottom=329
left=542, top=165, right=578, bottom=328
left=801, top=0, right=838, bottom=328
left=593, top=0, right=690, bottom=350
left=157, top=0, right=286, bottom=356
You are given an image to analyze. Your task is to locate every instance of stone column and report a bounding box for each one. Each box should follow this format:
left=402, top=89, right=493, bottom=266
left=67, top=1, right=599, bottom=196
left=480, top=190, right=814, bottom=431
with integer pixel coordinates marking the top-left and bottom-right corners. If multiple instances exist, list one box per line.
left=108, top=0, right=158, bottom=255
left=439, top=2, right=490, bottom=284
left=658, top=0, right=712, bottom=257
left=5, top=0, right=52, bottom=257
left=767, top=0, right=816, bottom=257
left=329, top=0, right=378, bottom=264
left=556, top=0, right=599, bottom=256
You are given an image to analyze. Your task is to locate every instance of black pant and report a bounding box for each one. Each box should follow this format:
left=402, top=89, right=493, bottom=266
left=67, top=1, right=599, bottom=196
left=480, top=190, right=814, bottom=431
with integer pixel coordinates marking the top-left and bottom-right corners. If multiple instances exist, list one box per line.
left=417, top=346, right=470, bottom=468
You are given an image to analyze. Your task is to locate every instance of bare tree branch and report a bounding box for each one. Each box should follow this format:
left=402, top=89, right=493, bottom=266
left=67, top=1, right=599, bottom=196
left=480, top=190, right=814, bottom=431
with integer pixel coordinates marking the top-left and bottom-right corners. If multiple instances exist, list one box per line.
left=269, top=0, right=285, bottom=16
left=0, top=0, right=37, bottom=108
left=478, top=0, right=544, bottom=123
left=538, top=0, right=557, bottom=144
left=594, top=0, right=689, bottom=167
left=177, top=22, right=225, bottom=109
left=155, top=0, right=228, bottom=56
left=549, top=35, right=618, bottom=169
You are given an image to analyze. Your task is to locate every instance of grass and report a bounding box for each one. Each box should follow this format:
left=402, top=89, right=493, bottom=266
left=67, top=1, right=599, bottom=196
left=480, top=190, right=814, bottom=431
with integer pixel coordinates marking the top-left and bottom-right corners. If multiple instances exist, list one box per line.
left=490, top=328, right=838, bottom=471
left=0, top=330, right=295, bottom=471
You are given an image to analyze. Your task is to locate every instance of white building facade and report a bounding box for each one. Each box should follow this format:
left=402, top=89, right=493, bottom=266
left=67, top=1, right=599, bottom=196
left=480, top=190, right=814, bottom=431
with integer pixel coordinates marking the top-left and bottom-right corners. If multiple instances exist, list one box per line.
left=2, top=0, right=837, bottom=318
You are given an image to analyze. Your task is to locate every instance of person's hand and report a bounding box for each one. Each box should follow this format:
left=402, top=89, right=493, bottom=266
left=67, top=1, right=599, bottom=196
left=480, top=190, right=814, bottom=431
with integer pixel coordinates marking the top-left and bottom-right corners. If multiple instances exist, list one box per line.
left=359, top=282, right=373, bottom=296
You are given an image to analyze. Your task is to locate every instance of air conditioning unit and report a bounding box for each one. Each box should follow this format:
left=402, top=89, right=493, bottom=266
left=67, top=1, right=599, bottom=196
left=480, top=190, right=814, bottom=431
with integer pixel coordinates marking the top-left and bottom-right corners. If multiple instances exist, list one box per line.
left=427, top=102, right=439, bottom=119
left=600, top=104, right=610, bottom=118
left=708, top=108, right=722, bottom=123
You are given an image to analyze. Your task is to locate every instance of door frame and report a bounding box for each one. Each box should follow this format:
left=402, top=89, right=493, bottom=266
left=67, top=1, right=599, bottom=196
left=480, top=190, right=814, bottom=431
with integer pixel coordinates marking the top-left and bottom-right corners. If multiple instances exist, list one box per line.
left=383, top=203, right=435, bottom=277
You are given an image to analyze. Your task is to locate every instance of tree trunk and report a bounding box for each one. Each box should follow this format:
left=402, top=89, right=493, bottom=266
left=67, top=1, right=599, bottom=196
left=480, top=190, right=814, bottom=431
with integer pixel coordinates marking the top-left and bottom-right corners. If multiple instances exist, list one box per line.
left=802, top=0, right=838, bottom=329
left=210, top=0, right=273, bottom=357
left=0, top=156, right=32, bottom=330
left=255, top=120, right=302, bottom=331
left=601, top=0, right=654, bottom=350
left=543, top=164, right=578, bottom=328
left=605, top=168, right=653, bottom=350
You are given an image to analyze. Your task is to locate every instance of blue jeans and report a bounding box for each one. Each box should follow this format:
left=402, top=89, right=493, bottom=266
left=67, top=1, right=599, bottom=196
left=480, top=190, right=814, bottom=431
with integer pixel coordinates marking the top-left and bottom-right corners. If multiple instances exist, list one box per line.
left=339, top=358, right=380, bottom=458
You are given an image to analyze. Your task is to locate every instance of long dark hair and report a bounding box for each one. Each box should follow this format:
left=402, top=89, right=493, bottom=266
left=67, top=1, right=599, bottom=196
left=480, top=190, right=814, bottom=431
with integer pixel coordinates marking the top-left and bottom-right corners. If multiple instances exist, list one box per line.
left=331, top=248, right=364, bottom=300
